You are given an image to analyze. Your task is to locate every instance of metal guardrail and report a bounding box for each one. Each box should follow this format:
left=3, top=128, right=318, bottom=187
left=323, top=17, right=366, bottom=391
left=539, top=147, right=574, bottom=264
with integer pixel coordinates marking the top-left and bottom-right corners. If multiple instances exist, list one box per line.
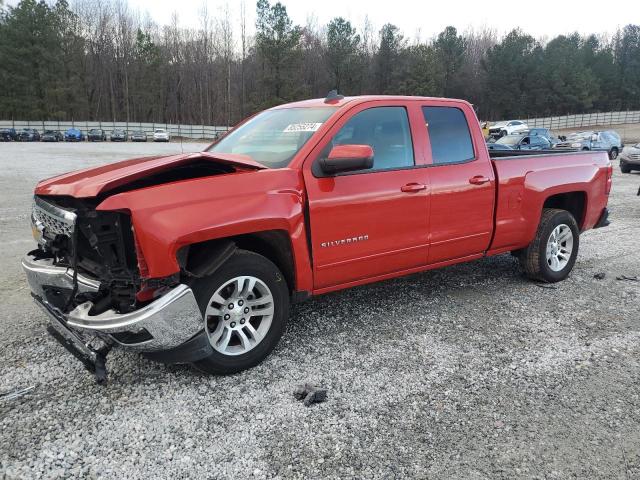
left=0, top=120, right=230, bottom=139
left=523, top=111, right=640, bottom=130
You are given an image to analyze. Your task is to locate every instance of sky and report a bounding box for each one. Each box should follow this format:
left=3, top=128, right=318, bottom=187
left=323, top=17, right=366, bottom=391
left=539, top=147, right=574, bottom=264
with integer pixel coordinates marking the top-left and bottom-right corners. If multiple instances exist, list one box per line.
left=5, top=0, right=630, bottom=41
left=123, top=0, right=628, bottom=40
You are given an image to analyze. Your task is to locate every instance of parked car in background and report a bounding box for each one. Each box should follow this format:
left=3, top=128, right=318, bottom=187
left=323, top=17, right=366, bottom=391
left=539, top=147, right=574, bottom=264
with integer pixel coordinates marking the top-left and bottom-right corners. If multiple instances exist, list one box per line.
left=487, top=134, right=551, bottom=151
left=18, top=128, right=41, bottom=142
left=488, top=120, right=529, bottom=138
left=64, top=128, right=84, bottom=142
left=153, top=129, right=170, bottom=142
left=130, top=130, right=147, bottom=142
left=0, top=127, right=18, bottom=141
left=88, top=129, right=107, bottom=142
left=110, top=129, right=128, bottom=142
left=41, top=130, right=63, bottom=142
left=619, top=143, right=640, bottom=173
left=554, top=130, right=622, bottom=160
left=527, top=128, right=559, bottom=147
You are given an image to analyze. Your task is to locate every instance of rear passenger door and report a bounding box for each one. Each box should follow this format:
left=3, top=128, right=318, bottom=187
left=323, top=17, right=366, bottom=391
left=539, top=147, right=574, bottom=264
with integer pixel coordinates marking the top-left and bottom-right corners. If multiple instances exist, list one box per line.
left=421, top=104, right=496, bottom=264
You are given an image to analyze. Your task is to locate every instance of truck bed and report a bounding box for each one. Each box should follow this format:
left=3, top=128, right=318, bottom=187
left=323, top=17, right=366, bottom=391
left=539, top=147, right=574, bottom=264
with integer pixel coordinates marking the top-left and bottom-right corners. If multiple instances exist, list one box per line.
left=488, top=150, right=611, bottom=255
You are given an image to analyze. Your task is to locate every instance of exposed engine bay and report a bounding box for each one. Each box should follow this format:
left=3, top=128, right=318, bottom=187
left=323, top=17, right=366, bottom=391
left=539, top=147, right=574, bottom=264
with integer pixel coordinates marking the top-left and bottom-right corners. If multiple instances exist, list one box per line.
left=31, top=195, right=143, bottom=314
left=30, top=156, right=243, bottom=315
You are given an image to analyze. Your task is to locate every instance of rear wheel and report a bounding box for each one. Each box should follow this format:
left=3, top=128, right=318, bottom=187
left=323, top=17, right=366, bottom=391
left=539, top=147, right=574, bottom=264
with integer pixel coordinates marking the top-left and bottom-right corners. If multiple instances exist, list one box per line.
left=519, top=208, right=579, bottom=283
left=190, top=250, right=289, bottom=374
left=609, top=148, right=619, bottom=160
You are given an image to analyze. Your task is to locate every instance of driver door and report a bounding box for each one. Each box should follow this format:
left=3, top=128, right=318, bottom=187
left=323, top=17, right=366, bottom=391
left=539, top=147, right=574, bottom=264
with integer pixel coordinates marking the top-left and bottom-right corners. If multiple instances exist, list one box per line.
left=302, top=102, right=430, bottom=291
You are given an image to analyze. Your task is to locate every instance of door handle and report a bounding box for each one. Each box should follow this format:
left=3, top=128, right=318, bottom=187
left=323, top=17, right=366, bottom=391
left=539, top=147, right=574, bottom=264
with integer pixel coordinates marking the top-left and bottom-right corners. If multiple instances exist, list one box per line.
left=469, top=175, right=490, bottom=185
left=401, top=183, right=427, bottom=193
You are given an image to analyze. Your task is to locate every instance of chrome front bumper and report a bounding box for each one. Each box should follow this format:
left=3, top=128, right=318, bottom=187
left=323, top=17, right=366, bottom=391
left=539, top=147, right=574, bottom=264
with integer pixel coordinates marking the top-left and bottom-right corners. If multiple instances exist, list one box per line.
left=22, top=253, right=203, bottom=352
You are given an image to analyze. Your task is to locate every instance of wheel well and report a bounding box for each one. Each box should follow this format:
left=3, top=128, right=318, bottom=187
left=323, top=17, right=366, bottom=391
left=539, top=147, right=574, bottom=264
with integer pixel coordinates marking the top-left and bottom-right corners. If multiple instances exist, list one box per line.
left=543, top=192, right=586, bottom=228
left=178, top=230, right=296, bottom=293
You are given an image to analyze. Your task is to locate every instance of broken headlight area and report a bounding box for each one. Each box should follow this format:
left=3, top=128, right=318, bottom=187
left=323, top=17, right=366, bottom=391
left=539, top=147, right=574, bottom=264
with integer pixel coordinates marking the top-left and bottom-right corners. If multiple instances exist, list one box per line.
left=30, top=195, right=176, bottom=315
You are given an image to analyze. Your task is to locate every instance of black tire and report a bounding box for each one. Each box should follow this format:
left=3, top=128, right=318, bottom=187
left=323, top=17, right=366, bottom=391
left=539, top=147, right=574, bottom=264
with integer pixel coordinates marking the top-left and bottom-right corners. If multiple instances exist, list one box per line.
left=621, top=164, right=631, bottom=174
left=609, top=148, right=618, bottom=160
left=190, top=249, right=289, bottom=375
left=499, top=130, right=507, bottom=138
left=519, top=208, right=580, bottom=283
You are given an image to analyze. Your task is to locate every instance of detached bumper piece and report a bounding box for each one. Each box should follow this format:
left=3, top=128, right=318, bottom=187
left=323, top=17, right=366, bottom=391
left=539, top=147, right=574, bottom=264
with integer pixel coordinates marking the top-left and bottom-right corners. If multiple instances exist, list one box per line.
left=22, top=253, right=211, bottom=381
left=66, top=284, right=203, bottom=352
left=34, top=294, right=110, bottom=384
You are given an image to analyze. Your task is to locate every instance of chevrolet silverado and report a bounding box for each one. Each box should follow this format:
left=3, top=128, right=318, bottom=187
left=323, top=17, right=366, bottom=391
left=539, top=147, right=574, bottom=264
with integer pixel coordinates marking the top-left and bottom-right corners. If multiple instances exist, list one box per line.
left=23, top=94, right=612, bottom=381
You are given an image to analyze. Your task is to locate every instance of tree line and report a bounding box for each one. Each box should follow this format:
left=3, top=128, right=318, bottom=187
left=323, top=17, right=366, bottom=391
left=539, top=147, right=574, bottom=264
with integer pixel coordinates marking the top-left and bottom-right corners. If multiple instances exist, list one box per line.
left=0, top=0, right=639, bottom=125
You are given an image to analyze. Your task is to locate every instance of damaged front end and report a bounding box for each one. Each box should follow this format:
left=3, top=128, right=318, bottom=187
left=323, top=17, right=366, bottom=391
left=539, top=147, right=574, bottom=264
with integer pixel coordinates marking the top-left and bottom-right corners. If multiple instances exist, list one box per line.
left=23, top=195, right=206, bottom=382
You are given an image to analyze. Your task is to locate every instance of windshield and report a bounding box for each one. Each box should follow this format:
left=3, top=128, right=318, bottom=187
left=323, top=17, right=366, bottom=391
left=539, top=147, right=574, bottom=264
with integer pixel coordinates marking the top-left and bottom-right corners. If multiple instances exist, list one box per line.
left=208, top=107, right=337, bottom=168
left=496, top=135, right=523, bottom=145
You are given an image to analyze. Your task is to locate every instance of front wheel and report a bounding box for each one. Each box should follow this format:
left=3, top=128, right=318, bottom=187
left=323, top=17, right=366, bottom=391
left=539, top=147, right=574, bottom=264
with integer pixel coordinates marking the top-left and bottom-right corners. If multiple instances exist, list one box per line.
left=621, top=164, right=631, bottom=174
left=519, top=208, right=580, bottom=283
left=190, top=250, right=289, bottom=374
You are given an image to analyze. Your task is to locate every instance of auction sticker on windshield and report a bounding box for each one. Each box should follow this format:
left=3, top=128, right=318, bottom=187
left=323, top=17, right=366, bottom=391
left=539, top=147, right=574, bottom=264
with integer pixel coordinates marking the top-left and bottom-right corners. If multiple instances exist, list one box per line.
left=283, top=123, right=323, bottom=132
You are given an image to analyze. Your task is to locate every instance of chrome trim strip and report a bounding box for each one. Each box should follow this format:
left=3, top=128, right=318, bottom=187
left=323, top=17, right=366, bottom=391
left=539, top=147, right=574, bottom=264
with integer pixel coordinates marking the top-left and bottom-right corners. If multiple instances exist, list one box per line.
left=23, top=253, right=204, bottom=352
left=22, top=254, right=100, bottom=297
left=32, top=196, right=77, bottom=238
left=66, top=284, right=203, bottom=351
left=33, top=196, right=77, bottom=224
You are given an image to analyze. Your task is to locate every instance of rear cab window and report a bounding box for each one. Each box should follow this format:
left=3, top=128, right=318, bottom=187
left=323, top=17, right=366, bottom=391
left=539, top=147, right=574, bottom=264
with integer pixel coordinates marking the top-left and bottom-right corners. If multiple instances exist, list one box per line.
left=422, top=106, right=475, bottom=165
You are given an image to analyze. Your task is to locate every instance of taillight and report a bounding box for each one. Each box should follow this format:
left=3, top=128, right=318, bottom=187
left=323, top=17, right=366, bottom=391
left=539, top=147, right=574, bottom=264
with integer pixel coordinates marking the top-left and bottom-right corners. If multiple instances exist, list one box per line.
left=605, top=164, right=613, bottom=195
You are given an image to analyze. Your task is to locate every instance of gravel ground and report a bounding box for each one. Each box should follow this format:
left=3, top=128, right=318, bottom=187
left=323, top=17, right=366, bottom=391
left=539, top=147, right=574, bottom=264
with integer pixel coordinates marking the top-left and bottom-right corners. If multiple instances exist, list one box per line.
left=1, top=142, right=639, bottom=479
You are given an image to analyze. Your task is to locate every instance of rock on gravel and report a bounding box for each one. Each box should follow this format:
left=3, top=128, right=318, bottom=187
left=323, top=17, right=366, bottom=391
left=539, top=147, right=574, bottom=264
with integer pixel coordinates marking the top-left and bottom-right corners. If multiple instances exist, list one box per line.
left=1, top=143, right=639, bottom=479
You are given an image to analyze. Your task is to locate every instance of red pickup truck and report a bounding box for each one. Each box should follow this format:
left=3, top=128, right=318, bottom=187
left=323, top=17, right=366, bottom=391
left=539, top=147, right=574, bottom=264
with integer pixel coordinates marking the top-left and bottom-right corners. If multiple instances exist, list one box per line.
left=23, top=94, right=612, bottom=380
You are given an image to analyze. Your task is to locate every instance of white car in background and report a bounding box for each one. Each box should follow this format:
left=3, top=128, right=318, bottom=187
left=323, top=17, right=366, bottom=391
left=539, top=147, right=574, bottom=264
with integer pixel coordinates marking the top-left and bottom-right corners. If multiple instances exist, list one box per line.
left=153, top=129, right=170, bottom=142
left=488, top=120, right=529, bottom=138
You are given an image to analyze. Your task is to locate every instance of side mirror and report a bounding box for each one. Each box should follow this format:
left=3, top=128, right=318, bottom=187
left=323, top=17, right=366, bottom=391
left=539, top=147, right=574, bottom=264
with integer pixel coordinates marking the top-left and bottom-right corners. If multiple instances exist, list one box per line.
left=319, top=144, right=374, bottom=175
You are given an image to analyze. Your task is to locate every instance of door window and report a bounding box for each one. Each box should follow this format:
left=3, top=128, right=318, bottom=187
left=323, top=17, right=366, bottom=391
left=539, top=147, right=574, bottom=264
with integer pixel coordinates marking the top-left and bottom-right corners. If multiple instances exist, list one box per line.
left=329, top=107, right=414, bottom=172
left=422, top=107, right=475, bottom=164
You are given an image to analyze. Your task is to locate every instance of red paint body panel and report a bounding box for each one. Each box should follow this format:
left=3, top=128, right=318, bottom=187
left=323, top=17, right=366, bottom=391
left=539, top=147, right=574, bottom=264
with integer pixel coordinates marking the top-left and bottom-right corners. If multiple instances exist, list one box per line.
left=489, top=151, right=610, bottom=254
left=301, top=100, right=430, bottom=289
left=96, top=168, right=314, bottom=292
left=32, top=95, right=611, bottom=297
left=35, top=152, right=265, bottom=198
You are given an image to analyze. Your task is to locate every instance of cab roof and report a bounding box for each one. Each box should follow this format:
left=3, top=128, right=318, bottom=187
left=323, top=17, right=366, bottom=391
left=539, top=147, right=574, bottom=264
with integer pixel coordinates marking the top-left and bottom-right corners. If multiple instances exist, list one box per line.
left=272, top=95, right=473, bottom=110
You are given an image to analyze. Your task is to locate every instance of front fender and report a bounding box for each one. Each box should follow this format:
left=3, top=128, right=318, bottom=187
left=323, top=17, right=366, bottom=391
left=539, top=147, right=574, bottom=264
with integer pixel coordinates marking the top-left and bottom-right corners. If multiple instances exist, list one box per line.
left=96, top=169, right=313, bottom=291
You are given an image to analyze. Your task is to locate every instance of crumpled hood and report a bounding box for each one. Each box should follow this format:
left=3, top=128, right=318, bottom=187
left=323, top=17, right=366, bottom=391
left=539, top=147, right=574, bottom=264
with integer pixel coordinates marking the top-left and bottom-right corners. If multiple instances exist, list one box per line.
left=35, top=152, right=266, bottom=198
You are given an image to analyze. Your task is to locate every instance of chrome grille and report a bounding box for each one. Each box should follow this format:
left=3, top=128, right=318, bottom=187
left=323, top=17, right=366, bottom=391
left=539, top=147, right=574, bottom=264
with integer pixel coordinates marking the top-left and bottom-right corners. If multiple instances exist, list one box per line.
left=32, top=197, right=76, bottom=237
left=629, top=154, right=640, bottom=160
